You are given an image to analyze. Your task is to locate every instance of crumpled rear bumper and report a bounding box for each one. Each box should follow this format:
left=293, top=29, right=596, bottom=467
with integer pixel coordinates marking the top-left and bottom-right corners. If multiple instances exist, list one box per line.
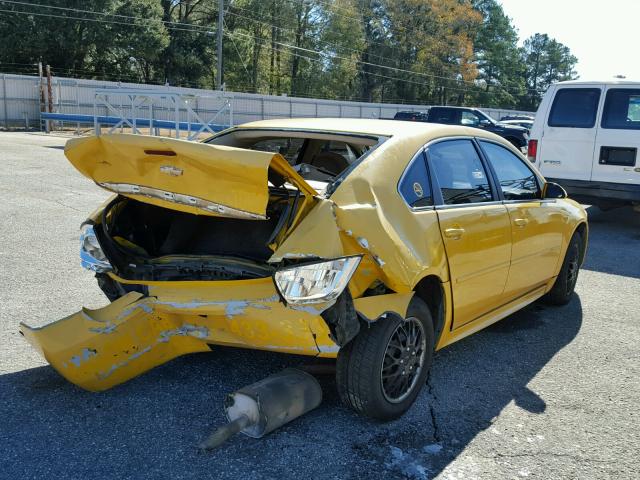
left=20, top=275, right=414, bottom=392
left=19, top=275, right=337, bottom=391
left=20, top=292, right=213, bottom=391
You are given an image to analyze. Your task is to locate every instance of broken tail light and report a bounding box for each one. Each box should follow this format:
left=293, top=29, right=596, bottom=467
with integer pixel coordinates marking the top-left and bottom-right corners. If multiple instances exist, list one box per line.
left=80, top=223, right=112, bottom=273
left=274, top=256, right=362, bottom=305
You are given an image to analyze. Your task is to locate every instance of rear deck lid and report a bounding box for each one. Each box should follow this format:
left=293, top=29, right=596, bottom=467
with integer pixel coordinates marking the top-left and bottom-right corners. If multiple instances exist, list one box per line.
left=65, top=134, right=316, bottom=219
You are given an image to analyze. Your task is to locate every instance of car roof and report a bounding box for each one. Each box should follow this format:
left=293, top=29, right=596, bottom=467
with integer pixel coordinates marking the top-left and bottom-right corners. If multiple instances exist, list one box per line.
left=428, top=105, right=475, bottom=109
left=555, top=79, right=640, bottom=86
left=227, top=117, right=521, bottom=161
left=235, top=117, right=466, bottom=139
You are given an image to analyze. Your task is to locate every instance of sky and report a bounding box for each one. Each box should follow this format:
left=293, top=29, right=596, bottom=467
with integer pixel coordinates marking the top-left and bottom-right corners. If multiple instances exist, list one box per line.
left=499, top=0, right=640, bottom=81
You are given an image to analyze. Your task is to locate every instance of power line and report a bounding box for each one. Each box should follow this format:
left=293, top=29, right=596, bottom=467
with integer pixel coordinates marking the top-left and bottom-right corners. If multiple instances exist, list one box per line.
left=224, top=19, right=251, bottom=79
left=228, top=1, right=398, bottom=53
left=230, top=29, right=491, bottom=89
left=0, top=0, right=215, bottom=31
left=217, top=7, right=538, bottom=99
left=218, top=6, right=544, bottom=95
left=237, top=32, right=488, bottom=98
left=224, top=9, right=404, bottom=69
left=0, top=1, right=542, bottom=97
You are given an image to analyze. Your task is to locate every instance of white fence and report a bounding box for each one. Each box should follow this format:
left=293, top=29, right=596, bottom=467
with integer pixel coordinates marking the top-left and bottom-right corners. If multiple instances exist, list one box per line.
left=0, top=73, right=533, bottom=130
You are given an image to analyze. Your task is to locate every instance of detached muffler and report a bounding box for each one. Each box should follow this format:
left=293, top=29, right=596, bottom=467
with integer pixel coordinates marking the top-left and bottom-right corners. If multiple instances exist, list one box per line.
left=199, top=368, right=323, bottom=450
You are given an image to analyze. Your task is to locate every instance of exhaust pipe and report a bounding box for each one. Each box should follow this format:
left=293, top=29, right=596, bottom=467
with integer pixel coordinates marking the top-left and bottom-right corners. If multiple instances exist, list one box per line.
left=199, top=368, right=323, bottom=450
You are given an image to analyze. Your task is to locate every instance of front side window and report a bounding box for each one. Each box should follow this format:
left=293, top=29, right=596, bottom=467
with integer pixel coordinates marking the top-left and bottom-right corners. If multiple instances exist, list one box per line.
left=427, top=140, right=493, bottom=205
left=548, top=88, right=601, bottom=128
left=461, top=110, right=481, bottom=126
left=399, top=152, right=433, bottom=208
left=601, top=89, right=640, bottom=129
left=479, top=141, right=540, bottom=200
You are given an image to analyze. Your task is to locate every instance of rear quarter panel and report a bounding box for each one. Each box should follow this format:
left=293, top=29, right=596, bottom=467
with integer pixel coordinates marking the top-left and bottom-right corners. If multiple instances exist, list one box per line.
left=329, top=135, right=450, bottom=293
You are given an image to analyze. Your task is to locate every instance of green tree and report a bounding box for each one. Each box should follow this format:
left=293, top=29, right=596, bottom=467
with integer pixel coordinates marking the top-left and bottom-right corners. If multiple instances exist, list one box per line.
left=0, top=0, right=168, bottom=83
left=519, top=33, right=578, bottom=110
left=159, top=0, right=214, bottom=87
left=471, top=0, right=525, bottom=108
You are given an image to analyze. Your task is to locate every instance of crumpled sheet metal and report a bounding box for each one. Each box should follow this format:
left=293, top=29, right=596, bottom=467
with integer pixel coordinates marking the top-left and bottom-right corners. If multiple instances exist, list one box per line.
left=65, top=134, right=316, bottom=219
left=19, top=275, right=347, bottom=391
left=331, top=140, right=449, bottom=292
left=23, top=129, right=454, bottom=392
left=269, top=200, right=343, bottom=262
left=20, top=292, right=211, bottom=391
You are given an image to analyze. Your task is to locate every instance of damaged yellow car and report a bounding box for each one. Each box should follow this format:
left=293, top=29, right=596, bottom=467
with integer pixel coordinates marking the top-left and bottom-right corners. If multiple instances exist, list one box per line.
left=21, top=118, right=588, bottom=420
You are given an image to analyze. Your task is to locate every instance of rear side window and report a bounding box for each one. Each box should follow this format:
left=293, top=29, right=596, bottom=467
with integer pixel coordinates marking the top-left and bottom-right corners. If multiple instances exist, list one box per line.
left=601, top=89, right=640, bottom=129
left=429, top=108, right=458, bottom=124
left=479, top=141, right=540, bottom=200
left=548, top=88, right=601, bottom=128
left=399, top=153, right=432, bottom=208
left=427, top=140, right=493, bottom=205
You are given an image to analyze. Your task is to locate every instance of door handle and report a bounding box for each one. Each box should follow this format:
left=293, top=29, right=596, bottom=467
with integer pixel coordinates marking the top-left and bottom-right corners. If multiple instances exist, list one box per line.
left=513, top=218, right=529, bottom=227
left=444, top=227, right=465, bottom=239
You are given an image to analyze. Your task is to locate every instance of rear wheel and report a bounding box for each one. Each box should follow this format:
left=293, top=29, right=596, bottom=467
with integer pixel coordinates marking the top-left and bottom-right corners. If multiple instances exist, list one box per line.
left=336, top=298, right=434, bottom=420
left=543, top=232, right=583, bottom=305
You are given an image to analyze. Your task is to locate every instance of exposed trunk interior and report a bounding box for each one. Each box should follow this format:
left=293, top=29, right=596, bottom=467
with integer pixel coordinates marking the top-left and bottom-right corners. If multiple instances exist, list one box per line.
left=97, top=190, right=301, bottom=282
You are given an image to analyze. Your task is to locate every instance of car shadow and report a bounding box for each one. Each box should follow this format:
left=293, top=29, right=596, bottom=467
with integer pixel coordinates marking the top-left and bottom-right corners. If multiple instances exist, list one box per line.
left=581, top=205, right=640, bottom=279
left=0, top=296, right=582, bottom=479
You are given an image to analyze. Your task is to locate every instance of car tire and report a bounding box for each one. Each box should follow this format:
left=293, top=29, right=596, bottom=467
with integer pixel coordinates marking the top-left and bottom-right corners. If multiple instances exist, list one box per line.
left=543, top=232, right=583, bottom=306
left=336, top=297, right=435, bottom=421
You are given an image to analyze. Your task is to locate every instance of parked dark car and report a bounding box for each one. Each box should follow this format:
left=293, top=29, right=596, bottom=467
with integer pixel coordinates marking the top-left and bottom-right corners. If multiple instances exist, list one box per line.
left=394, top=107, right=529, bottom=149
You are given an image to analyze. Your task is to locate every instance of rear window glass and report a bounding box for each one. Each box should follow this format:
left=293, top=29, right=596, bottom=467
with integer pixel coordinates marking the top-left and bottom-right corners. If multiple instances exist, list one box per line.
left=247, top=138, right=305, bottom=164
left=548, top=88, right=601, bottom=128
left=399, top=152, right=432, bottom=208
left=601, top=89, right=640, bottom=130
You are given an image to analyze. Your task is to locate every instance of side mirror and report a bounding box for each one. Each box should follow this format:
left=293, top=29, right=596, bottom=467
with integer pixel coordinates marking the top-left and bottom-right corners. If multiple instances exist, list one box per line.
left=542, top=182, right=567, bottom=199
left=479, top=119, right=491, bottom=127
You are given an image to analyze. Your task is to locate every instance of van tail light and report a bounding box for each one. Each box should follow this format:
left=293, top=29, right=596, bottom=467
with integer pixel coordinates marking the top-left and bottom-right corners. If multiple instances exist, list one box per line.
left=527, top=139, right=538, bottom=163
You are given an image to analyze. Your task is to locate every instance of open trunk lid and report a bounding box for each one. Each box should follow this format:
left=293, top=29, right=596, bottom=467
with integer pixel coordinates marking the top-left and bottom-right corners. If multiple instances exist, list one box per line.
left=65, top=134, right=317, bottom=220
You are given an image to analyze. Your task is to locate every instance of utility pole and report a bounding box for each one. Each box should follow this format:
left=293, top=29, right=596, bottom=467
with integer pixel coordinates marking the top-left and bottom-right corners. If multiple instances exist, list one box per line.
left=216, top=0, right=224, bottom=90
left=45, top=64, right=53, bottom=132
left=38, top=62, right=45, bottom=131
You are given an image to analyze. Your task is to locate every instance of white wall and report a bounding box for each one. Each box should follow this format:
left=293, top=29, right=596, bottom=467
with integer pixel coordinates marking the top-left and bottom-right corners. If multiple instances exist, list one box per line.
left=0, top=73, right=534, bottom=129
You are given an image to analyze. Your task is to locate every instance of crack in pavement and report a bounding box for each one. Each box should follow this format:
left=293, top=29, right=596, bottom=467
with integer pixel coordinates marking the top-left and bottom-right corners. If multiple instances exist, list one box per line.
left=425, top=371, right=441, bottom=443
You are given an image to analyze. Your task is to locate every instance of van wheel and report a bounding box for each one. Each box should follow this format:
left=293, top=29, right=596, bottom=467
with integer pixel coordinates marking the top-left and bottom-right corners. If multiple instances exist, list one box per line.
left=543, top=233, right=583, bottom=306
left=336, top=298, right=434, bottom=421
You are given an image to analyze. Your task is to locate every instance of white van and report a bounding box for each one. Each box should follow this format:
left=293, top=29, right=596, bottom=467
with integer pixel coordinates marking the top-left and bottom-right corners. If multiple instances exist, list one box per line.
left=528, top=80, right=640, bottom=209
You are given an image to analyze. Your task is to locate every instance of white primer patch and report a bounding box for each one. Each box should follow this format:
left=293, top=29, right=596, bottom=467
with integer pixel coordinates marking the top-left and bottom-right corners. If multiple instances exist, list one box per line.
left=69, top=347, right=97, bottom=367
left=357, top=237, right=369, bottom=249
left=89, top=322, right=118, bottom=334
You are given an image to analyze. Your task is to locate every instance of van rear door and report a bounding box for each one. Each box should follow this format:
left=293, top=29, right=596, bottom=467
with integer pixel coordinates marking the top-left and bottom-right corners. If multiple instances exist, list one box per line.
left=537, top=85, right=603, bottom=181
left=591, top=86, right=640, bottom=186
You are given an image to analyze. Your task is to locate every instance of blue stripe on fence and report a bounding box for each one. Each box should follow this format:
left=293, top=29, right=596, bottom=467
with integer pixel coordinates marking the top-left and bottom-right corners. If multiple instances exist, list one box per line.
left=40, top=112, right=228, bottom=132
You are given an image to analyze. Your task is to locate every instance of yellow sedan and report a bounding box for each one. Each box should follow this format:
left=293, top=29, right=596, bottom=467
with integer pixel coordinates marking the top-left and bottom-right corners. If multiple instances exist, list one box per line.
left=20, top=118, right=587, bottom=420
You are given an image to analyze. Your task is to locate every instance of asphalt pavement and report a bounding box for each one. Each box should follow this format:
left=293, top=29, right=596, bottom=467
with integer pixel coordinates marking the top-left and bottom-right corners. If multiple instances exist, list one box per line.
left=0, top=131, right=638, bottom=479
